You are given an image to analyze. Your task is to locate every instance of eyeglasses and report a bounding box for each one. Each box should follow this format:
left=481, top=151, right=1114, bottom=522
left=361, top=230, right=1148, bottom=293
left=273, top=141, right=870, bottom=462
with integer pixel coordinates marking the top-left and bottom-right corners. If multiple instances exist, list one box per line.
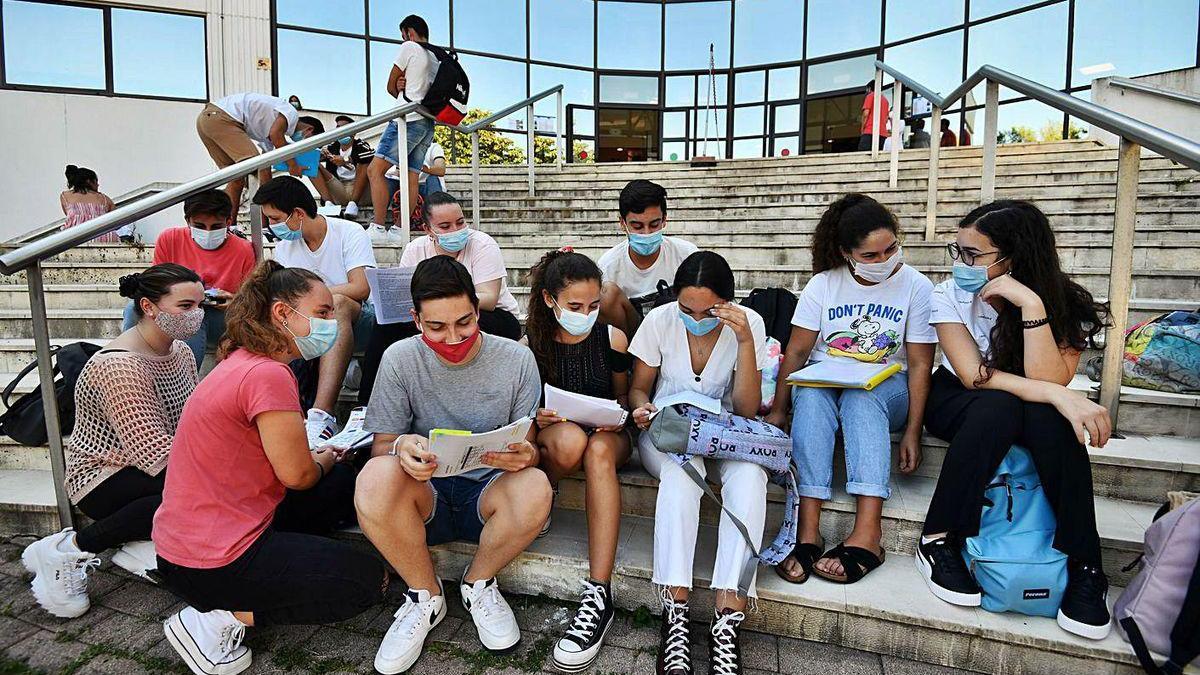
left=946, top=242, right=1001, bottom=266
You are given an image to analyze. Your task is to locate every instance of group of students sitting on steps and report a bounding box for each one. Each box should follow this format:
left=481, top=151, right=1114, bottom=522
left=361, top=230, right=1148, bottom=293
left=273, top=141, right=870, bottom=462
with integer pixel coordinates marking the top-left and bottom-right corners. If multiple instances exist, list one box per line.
left=19, top=178, right=1116, bottom=675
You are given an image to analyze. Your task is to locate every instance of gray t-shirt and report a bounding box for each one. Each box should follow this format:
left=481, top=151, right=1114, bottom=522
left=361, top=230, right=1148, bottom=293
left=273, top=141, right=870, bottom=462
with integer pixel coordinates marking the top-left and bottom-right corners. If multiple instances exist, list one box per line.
left=365, top=334, right=542, bottom=480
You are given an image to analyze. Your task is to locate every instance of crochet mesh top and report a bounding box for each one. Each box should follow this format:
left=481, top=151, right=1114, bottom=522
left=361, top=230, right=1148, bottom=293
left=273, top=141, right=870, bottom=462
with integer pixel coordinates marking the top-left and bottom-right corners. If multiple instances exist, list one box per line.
left=65, top=342, right=197, bottom=503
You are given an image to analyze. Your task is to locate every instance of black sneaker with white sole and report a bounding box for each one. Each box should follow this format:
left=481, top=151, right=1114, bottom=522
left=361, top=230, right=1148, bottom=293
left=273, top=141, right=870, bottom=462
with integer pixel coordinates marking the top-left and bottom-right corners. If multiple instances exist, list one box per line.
left=656, top=598, right=691, bottom=675
left=1057, top=561, right=1111, bottom=640
left=708, top=608, right=746, bottom=675
left=551, top=579, right=614, bottom=672
left=915, top=536, right=982, bottom=606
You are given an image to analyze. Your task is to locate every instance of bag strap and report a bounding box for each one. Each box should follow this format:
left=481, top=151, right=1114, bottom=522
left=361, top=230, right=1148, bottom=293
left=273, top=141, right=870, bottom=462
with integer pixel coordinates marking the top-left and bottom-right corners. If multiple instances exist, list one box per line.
left=3, top=345, right=61, bottom=409
left=1121, top=617, right=1166, bottom=675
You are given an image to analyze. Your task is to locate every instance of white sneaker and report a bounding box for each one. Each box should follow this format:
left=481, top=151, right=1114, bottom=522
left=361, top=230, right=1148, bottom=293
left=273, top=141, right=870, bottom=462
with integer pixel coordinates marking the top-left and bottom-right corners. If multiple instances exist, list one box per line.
left=374, top=586, right=447, bottom=674
left=305, top=408, right=338, bottom=450
left=385, top=227, right=407, bottom=246
left=344, top=201, right=360, bottom=218
left=111, top=540, right=158, bottom=582
left=460, top=576, right=520, bottom=652
left=22, top=528, right=100, bottom=618
left=317, top=203, right=342, bottom=217
left=164, top=606, right=251, bottom=675
left=368, top=224, right=389, bottom=245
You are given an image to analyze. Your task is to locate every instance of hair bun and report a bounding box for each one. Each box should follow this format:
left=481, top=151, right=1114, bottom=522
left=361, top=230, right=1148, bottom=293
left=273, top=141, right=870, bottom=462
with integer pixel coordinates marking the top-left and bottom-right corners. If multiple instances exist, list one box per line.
left=117, top=273, right=142, bottom=299
left=65, top=165, right=79, bottom=178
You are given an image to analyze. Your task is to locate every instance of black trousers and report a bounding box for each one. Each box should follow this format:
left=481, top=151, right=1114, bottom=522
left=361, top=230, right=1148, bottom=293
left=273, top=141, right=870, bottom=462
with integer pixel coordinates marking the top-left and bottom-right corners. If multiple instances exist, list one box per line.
left=921, top=367, right=1103, bottom=565
left=857, top=134, right=886, bottom=151
left=357, top=307, right=522, bottom=406
left=156, top=464, right=384, bottom=625
left=75, top=467, right=165, bottom=553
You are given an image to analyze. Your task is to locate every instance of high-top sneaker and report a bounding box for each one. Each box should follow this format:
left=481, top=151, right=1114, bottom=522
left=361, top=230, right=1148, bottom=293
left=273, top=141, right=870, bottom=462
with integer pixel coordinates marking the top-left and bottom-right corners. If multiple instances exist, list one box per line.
left=1057, top=560, right=1112, bottom=640
left=656, top=597, right=691, bottom=675
left=915, top=535, right=982, bottom=606
left=552, top=579, right=615, bottom=672
left=708, top=608, right=746, bottom=675
left=22, top=528, right=100, bottom=618
left=163, top=606, right=251, bottom=675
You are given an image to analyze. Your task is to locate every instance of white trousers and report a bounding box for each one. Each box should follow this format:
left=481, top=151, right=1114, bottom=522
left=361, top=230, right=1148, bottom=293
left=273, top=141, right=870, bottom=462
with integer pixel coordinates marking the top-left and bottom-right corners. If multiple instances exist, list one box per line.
left=639, top=435, right=769, bottom=597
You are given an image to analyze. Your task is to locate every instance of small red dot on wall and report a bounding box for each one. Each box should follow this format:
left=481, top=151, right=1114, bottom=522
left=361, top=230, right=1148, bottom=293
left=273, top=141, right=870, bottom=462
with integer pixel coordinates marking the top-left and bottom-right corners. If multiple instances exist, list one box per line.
left=579, top=151, right=588, bottom=160
left=781, top=149, right=790, bottom=156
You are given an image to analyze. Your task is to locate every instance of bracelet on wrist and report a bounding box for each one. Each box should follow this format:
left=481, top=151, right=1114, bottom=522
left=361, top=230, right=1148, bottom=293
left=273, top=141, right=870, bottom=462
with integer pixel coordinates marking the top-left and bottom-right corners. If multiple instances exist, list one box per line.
left=1022, top=317, right=1050, bottom=329
left=314, top=459, right=326, bottom=480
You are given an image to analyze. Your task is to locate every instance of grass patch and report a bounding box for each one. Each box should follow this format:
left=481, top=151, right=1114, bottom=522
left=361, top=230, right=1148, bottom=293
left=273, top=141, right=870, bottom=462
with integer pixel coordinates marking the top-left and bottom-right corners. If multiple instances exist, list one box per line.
left=0, top=655, right=44, bottom=675
left=426, top=635, right=554, bottom=675
left=629, top=604, right=657, bottom=629
left=270, top=642, right=357, bottom=674
left=60, top=643, right=189, bottom=675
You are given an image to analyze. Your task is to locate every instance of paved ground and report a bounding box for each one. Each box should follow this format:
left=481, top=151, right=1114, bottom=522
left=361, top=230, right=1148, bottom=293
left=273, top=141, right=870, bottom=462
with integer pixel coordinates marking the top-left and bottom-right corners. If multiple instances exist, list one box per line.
left=0, top=535, right=970, bottom=675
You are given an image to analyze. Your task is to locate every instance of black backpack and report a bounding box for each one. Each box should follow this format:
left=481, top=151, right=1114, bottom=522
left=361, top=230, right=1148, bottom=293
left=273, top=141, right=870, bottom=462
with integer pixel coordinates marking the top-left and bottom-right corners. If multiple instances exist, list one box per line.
left=414, top=43, right=469, bottom=126
left=740, top=287, right=799, bottom=350
left=0, top=342, right=103, bottom=446
left=629, top=280, right=677, bottom=320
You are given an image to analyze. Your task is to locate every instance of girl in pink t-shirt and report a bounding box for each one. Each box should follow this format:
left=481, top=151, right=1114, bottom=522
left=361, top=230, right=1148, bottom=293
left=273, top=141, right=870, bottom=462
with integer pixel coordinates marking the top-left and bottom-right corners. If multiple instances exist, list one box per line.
left=153, top=260, right=385, bottom=675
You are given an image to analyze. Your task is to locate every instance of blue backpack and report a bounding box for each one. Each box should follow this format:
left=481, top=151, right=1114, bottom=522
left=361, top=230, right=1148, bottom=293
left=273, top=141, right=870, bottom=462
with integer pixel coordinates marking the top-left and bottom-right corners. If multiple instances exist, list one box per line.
left=962, top=446, right=1067, bottom=617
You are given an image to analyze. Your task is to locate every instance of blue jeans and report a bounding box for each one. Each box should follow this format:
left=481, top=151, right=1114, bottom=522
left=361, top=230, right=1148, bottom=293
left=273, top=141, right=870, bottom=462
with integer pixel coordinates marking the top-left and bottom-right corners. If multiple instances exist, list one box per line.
left=789, top=371, right=909, bottom=500
left=374, top=117, right=435, bottom=172
left=423, top=472, right=502, bottom=546
left=387, top=174, right=444, bottom=210
left=122, top=302, right=224, bottom=369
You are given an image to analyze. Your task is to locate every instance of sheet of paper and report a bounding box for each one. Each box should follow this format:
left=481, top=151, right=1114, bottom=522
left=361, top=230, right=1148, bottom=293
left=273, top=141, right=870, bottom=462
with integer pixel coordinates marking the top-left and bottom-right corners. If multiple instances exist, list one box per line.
left=786, top=359, right=896, bottom=388
left=366, top=266, right=416, bottom=324
left=544, top=384, right=628, bottom=429
left=428, top=417, right=534, bottom=478
left=651, top=390, right=723, bottom=418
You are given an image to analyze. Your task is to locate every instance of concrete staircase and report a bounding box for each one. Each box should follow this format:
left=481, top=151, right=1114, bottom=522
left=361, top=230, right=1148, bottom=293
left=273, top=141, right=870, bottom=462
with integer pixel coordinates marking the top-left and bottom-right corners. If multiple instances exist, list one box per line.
left=1, top=140, right=1199, bottom=673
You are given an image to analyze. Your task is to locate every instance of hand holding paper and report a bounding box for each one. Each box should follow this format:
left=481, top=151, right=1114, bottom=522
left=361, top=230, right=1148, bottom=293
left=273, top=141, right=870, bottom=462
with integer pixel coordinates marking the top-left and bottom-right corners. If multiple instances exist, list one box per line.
left=543, top=385, right=628, bottom=429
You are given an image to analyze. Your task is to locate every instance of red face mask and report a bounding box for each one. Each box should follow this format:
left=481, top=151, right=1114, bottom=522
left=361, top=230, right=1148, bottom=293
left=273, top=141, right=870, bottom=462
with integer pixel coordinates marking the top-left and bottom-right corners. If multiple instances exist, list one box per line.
left=421, top=328, right=480, bottom=364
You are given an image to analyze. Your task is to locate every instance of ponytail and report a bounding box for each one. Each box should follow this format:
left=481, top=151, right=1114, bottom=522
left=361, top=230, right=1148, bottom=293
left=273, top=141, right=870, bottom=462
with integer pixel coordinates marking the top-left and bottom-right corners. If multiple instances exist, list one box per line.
left=811, top=193, right=899, bottom=273
left=118, top=263, right=201, bottom=317
left=65, top=164, right=99, bottom=193
left=525, top=249, right=603, bottom=385
left=218, top=260, right=322, bottom=360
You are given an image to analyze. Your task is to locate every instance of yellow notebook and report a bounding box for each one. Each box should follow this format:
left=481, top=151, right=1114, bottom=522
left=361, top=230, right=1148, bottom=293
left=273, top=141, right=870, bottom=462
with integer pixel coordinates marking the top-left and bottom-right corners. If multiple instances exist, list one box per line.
left=786, top=360, right=902, bottom=391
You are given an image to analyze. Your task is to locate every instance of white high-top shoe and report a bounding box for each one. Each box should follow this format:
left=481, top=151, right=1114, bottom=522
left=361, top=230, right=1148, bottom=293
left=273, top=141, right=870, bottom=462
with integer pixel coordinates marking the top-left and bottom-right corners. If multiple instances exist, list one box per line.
left=163, top=606, right=251, bottom=675
left=111, top=540, right=158, bottom=581
left=22, top=528, right=99, bottom=618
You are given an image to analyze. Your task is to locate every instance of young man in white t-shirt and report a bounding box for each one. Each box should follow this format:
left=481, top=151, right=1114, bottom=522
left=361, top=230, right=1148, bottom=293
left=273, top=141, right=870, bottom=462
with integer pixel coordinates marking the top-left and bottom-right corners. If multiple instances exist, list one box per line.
left=366, top=14, right=437, bottom=234
left=253, top=177, right=377, bottom=445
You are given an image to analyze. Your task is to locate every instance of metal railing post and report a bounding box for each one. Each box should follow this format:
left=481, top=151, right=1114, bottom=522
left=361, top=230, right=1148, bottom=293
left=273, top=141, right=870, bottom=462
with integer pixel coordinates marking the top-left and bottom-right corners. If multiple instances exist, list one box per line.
left=926, top=106, right=942, bottom=240
left=27, top=262, right=73, bottom=529
left=556, top=90, right=564, bottom=170
left=471, top=132, right=481, bottom=226
left=889, top=81, right=903, bottom=188
left=527, top=104, right=536, bottom=196
left=981, top=79, right=1000, bottom=204
left=247, top=173, right=265, bottom=261
left=397, top=117, right=410, bottom=234
left=871, top=69, right=883, bottom=158
left=1100, top=137, right=1140, bottom=424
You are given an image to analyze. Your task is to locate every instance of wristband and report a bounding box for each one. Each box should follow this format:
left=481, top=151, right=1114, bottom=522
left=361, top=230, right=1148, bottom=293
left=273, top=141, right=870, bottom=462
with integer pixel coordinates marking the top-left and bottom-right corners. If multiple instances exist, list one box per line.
left=314, top=459, right=326, bottom=480
left=1022, top=317, right=1050, bottom=329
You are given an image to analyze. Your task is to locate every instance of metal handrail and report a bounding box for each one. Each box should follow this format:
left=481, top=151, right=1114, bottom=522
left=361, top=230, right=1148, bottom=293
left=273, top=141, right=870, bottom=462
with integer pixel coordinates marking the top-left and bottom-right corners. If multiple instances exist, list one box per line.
left=873, top=60, right=945, bottom=108
left=1108, top=76, right=1200, bottom=107
left=6, top=181, right=180, bottom=246
left=439, top=84, right=563, bottom=134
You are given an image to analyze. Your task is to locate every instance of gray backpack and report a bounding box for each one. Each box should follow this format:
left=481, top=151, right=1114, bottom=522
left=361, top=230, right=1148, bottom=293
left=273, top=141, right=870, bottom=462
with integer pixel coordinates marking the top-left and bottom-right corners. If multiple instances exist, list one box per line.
left=1114, top=495, right=1200, bottom=674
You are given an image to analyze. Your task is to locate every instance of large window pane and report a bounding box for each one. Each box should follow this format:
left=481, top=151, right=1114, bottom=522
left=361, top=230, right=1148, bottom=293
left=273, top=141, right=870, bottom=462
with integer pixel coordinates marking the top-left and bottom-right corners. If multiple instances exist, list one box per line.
left=457, top=54, right=528, bottom=129
left=277, top=29, right=367, bottom=114
left=370, top=0, right=450, bottom=42
left=663, top=111, right=687, bottom=137
left=112, top=9, right=206, bottom=99
left=733, top=138, right=764, bottom=158
left=735, top=105, right=765, bottom=136
left=735, top=70, right=766, bottom=103
left=600, top=74, right=659, bottom=105
left=573, top=108, right=596, bottom=137
left=532, top=64, right=593, bottom=123
left=531, top=0, right=593, bottom=67
left=772, top=135, right=799, bottom=156
left=2, top=0, right=104, bottom=89
left=666, top=75, right=695, bottom=107
left=454, top=0, right=526, bottom=58
left=807, top=53, right=876, bottom=95
left=665, top=1, right=731, bottom=71
left=598, top=1, right=661, bottom=71
left=768, top=66, right=801, bottom=100
left=967, top=2, right=1068, bottom=101
left=885, top=0, right=962, bottom=42
left=663, top=140, right=687, bottom=161
left=970, top=0, right=1044, bottom=20
left=882, top=30, right=963, bottom=99
left=1071, top=0, right=1199, bottom=87
left=734, top=0, right=803, bottom=66
left=806, top=0, right=881, bottom=58
left=773, top=104, right=800, bottom=133
left=276, top=0, right=363, bottom=34
left=696, top=73, right=728, bottom=107
left=692, top=108, right=728, bottom=141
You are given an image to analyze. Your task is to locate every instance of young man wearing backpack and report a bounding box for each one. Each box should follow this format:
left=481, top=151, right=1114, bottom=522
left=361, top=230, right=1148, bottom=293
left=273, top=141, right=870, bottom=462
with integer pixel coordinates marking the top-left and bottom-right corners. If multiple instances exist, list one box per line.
left=367, top=14, right=436, bottom=236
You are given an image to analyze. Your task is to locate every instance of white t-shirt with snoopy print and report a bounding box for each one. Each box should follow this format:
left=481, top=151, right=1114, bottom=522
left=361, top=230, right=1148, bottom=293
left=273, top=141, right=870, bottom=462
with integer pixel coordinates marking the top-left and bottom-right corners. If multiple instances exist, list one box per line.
left=791, top=264, right=938, bottom=373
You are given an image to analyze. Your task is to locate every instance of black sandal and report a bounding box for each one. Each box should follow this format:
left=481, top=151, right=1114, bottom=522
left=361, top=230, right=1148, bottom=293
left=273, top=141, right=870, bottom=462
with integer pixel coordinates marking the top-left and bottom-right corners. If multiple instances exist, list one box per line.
left=811, top=544, right=886, bottom=584
left=774, top=542, right=824, bottom=584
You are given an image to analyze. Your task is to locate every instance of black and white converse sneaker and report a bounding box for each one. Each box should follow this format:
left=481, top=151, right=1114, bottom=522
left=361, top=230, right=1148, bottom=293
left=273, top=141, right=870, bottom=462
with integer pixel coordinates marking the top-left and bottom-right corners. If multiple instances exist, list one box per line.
left=915, top=535, right=982, bottom=606
left=1057, top=561, right=1111, bottom=640
left=551, top=579, right=614, bottom=672
left=708, top=608, right=746, bottom=675
left=656, top=598, right=691, bottom=675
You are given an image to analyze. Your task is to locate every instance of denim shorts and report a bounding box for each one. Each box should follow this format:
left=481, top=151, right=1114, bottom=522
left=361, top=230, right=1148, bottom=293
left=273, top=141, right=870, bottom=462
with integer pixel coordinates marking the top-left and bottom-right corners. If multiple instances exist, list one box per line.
left=375, top=117, right=435, bottom=173
left=353, top=301, right=376, bottom=353
left=423, top=471, right=502, bottom=546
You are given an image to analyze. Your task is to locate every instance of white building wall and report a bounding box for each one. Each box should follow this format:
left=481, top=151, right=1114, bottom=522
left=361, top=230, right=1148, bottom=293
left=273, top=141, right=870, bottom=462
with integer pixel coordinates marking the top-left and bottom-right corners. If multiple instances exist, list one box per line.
left=1090, top=68, right=1200, bottom=151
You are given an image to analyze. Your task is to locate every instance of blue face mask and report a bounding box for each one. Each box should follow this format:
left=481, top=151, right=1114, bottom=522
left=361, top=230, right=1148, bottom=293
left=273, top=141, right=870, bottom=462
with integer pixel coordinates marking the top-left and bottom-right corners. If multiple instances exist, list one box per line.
left=285, top=306, right=339, bottom=360
left=679, top=310, right=720, bottom=337
left=436, top=228, right=472, bottom=253
left=951, top=258, right=1006, bottom=294
left=338, top=136, right=353, bottom=145
left=553, top=300, right=599, bottom=337
left=269, top=215, right=304, bottom=242
left=628, top=230, right=663, bottom=256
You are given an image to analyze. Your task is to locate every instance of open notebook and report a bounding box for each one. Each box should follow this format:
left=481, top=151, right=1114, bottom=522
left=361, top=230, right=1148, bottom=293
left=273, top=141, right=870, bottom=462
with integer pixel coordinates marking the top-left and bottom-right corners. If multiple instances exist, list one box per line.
left=786, top=360, right=902, bottom=391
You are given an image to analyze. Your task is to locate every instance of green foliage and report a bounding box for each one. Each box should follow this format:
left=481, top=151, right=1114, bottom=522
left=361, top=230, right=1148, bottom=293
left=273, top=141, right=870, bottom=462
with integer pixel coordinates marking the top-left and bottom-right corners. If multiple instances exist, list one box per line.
left=998, top=120, right=1086, bottom=144
left=432, top=108, right=593, bottom=166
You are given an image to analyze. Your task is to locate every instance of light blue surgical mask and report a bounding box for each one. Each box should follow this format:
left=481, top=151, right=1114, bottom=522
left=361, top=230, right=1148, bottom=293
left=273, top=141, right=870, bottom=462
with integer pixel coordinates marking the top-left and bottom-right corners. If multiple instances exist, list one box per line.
left=269, top=215, right=304, bottom=242
left=553, top=300, right=599, bottom=337
left=285, top=306, right=339, bottom=360
left=951, top=257, right=1007, bottom=294
left=436, top=228, right=472, bottom=253
left=628, top=230, right=663, bottom=256
left=338, top=136, right=353, bottom=145
left=679, top=310, right=720, bottom=336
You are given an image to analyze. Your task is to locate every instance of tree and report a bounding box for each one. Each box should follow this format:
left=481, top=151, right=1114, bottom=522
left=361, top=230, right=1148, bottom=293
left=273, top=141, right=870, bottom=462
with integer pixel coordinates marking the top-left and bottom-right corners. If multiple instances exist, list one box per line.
left=431, top=108, right=594, bottom=165
left=998, top=120, right=1086, bottom=144
left=997, top=125, right=1038, bottom=144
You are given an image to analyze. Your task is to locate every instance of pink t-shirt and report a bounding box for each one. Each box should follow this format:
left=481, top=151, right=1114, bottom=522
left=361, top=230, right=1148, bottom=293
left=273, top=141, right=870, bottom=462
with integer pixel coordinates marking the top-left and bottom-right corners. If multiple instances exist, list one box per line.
left=861, top=92, right=891, bottom=137
left=399, top=230, right=520, bottom=314
left=153, top=226, right=256, bottom=294
left=153, top=349, right=302, bottom=568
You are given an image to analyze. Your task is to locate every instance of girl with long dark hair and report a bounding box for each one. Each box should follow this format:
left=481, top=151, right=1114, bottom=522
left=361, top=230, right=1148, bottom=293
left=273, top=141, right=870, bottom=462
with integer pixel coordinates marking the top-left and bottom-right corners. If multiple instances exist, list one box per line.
left=60, top=164, right=125, bottom=243
left=525, top=249, right=632, bottom=672
left=915, top=200, right=1114, bottom=641
left=766, top=193, right=937, bottom=586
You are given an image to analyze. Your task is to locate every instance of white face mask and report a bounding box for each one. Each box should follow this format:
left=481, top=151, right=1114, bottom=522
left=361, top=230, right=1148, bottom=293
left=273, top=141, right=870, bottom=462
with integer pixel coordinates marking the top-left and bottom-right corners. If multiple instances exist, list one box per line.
left=850, top=247, right=904, bottom=283
left=190, top=226, right=227, bottom=251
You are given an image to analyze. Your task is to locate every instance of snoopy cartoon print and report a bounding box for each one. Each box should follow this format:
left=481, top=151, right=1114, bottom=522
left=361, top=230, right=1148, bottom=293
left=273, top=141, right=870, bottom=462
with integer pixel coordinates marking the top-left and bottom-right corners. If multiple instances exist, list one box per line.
left=851, top=316, right=882, bottom=354
left=825, top=314, right=901, bottom=363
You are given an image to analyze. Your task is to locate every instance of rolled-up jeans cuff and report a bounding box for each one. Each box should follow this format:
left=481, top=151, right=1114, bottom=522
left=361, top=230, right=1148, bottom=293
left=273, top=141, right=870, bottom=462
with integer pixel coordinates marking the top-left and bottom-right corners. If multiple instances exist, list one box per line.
left=845, top=481, right=891, bottom=500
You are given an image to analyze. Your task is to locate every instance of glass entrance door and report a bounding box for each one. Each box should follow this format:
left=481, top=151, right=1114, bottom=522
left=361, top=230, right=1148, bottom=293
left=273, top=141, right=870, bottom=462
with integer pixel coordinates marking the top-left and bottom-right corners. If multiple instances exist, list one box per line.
left=597, top=108, right=661, bottom=162
left=803, top=93, right=862, bottom=153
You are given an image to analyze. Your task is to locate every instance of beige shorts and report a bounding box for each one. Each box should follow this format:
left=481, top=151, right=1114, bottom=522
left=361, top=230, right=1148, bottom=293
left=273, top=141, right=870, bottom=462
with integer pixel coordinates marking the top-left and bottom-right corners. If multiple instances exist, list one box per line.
left=196, top=103, right=260, bottom=169
left=325, top=175, right=371, bottom=206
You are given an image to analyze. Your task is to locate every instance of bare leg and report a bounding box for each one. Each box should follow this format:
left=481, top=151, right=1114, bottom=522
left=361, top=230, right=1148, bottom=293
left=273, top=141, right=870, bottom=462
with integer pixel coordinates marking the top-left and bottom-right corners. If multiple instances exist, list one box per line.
left=600, top=282, right=640, bottom=338
left=351, top=171, right=371, bottom=204
left=367, top=158, right=393, bottom=226
left=815, top=495, right=883, bottom=577
left=225, top=177, right=246, bottom=217
left=407, top=169, right=421, bottom=218
left=581, top=431, right=631, bottom=583
left=537, top=422, right=588, bottom=484
left=778, top=497, right=824, bottom=579
left=466, top=468, right=552, bottom=582
left=232, top=611, right=254, bottom=626
left=314, top=294, right=359, bottom=414
left=311, top=169, right=334, bottom=203
left=716, top=590, right=747, bottom=612
left=354, top=456, right=439, bottom=594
